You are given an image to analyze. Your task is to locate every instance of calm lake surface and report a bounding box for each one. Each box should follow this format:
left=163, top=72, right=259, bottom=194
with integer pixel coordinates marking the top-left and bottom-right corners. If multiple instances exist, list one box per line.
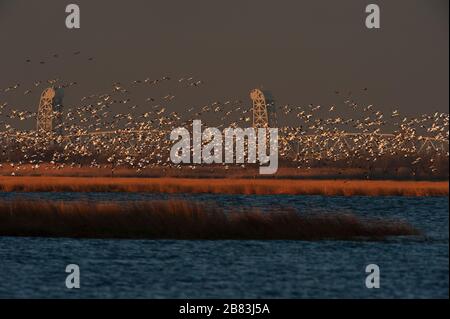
left=0, top=193, right=448, bottom=298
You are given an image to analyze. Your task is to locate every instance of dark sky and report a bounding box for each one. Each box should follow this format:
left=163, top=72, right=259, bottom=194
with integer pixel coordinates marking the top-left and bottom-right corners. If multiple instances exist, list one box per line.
left=0, top=0, right=448, bottom=130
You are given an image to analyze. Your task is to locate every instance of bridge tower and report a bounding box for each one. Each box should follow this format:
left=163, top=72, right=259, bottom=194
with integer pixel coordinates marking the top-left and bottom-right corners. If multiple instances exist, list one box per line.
left=250, top=88, right=277, bottom=128
left=250, top=89, right=269, bottom=128
left=37, top=87, right=64, bottom=134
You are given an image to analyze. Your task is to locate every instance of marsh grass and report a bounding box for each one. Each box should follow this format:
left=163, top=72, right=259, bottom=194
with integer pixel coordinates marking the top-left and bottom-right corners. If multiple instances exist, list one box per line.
left=0, top=176, right=447, bottom=196
left=0, top=200, right=420, bottom=240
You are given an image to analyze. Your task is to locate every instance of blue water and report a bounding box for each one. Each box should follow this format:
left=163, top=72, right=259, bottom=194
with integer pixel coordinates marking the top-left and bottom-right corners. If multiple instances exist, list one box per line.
left=0, top=193, right=448, bottom=298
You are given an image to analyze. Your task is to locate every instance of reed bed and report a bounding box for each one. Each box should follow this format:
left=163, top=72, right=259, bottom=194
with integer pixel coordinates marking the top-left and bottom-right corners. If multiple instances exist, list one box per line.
left=0, top=176, right=447, bottom=196
left=0, top=200, right=420, bottom=240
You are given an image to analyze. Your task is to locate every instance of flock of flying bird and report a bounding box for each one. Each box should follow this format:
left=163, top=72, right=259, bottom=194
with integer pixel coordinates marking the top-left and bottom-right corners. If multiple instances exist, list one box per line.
left=0, top=54, right=448, bottom=174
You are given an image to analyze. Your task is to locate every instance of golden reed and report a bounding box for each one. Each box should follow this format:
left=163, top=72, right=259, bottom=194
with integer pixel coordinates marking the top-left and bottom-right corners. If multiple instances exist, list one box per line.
left=0, top=200, right=420, bottom=240
left=0, top=177, right=447, bottom=196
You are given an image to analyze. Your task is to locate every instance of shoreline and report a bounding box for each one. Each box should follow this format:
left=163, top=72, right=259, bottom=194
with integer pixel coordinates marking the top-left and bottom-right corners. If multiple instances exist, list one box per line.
left=1, top=164, right=448, bottom=180
left=0, top=176, right=447, bottom=196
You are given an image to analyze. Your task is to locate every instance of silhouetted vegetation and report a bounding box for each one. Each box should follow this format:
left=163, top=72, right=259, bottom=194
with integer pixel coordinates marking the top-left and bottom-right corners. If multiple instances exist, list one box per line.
left=0, top=200, right=421, bottom=240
